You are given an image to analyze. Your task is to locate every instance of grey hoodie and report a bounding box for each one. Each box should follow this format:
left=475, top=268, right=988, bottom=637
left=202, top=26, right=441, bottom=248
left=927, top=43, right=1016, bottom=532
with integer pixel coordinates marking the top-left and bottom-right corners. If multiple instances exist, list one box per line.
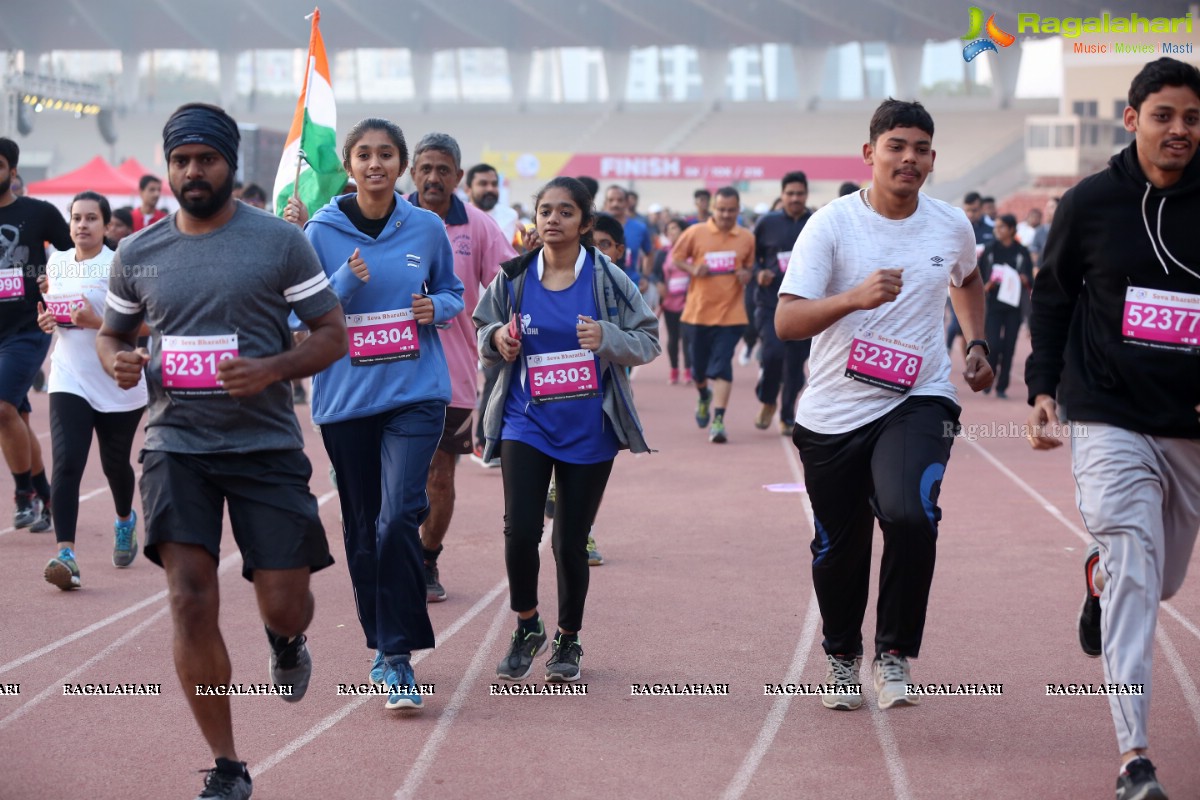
left=473, top=246, right=661, bottom=460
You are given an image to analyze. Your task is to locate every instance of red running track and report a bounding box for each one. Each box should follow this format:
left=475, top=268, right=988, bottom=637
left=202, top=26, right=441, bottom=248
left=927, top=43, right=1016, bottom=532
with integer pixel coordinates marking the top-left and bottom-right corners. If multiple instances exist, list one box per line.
left=1, top=329, right=1198, bottom=799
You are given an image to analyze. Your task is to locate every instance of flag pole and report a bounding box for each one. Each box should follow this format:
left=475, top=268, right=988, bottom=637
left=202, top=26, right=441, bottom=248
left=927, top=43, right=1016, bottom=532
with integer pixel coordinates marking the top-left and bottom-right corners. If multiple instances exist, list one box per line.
left=293, top=9, right=320, bottom=201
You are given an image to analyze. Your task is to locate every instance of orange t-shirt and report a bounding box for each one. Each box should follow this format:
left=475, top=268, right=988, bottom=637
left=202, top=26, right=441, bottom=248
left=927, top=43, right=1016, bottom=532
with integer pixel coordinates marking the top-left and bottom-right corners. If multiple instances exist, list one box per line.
left=674, top=219, right=755, bottom=326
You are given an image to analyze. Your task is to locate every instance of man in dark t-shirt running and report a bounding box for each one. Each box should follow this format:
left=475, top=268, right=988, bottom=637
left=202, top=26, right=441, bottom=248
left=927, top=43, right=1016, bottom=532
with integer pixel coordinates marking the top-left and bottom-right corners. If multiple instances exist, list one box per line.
left=97, top=104, right=347, bottom=800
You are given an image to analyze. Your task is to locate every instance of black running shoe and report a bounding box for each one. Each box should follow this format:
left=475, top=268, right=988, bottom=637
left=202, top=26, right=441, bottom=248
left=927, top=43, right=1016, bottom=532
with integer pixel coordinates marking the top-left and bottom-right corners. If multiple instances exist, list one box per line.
left=29, top=504, right=52, bottom=533
left=545, top=634, right=583, bottom=683
left=195, top=760, right=252, bottom=800
left=496, top=620, right=547, bottom=681
left=266, top=628, right=311, bottom=702
left=1116, top=757, right=1167, bottom=800
left=1080, top=545, right=1102, bottom=658
left=425, top=558, right=446, bottom=603
left=13, top=491, right=41, bottom=529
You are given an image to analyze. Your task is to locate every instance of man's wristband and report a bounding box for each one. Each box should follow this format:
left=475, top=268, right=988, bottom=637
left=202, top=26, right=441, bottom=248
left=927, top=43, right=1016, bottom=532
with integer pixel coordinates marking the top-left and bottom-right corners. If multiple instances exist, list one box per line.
left=967, top=339, right=990, bottom=356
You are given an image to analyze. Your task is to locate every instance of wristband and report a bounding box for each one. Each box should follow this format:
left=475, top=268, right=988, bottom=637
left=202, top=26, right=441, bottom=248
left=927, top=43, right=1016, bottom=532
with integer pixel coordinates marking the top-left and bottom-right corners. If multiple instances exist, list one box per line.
left=966, top=339, right=990, bottom=356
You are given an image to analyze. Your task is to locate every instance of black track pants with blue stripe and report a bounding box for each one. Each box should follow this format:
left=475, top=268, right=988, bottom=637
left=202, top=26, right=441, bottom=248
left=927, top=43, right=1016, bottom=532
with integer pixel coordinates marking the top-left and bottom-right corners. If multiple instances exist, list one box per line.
left=793, top=395, right=960, bottom=660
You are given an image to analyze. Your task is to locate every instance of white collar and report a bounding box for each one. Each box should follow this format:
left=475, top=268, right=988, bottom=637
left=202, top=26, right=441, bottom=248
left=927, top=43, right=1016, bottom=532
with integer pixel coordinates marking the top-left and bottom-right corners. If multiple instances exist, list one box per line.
left=536, top=245, right=586, bottom=281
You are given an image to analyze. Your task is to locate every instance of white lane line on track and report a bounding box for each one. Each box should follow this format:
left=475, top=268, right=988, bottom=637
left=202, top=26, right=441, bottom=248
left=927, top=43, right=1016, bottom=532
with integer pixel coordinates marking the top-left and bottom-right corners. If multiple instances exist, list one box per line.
left=0, top=607, right=171, bottom=731
left=967, top=438, right=1200, bottom=737
left=963, top=439, right=1200, bottom=645
left=1155, top=627, right=1200, bottom=739
left=0, top=550, right=243, bottom=732
left=0, top=587, right=167, bottom=676
left=866, top=690, right=914, bottom=800
left=394, top=593, right=513, bottom=799
left=720, top=593, right=819, bottom=800
left=252, top=573, right=512, bottom=778
left=0, top=490, right=338, bottom=675
left=719, top=437, right=845, bottom=800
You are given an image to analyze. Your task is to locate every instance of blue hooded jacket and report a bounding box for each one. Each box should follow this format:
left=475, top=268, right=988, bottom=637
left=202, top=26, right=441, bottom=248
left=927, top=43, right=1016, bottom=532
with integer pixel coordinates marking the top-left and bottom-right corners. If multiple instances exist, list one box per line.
left=303, top=192, right=465, bottom=424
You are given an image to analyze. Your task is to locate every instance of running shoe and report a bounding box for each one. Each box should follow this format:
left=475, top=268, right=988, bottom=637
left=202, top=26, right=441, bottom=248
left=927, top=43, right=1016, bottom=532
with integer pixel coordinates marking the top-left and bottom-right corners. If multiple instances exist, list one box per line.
left=383, top=656, right=423, bottom=711
left=544, top=479, right=556, bottom=518
left=708, top=419, right=727, bottom=444
left=113, top=510, right=138, bottom=568
left=754, top=403, right=776, bottom=430
left=425, top=557, right=446, bottom=603
left=469, top=446, right=501, bottom=469
left=369, top=650, right=386, bottom=685
left=266, top=628, right=311, bottom=702
left=292, top=382, right=307, bottom=405
left=14, top=491, right=41, bottom=529
left=738, top=344, right=753, bottom=366
left=1116, top=757, right=1167, bottom=800
left=873, top=651, right=917, bottom=709
left=496, top=620, right=548, bottom=681
left=195, top=760, right=252, bottom=800
left=822, top=654, right=863, bottom=710
left=545, top=634, right=583, bottom=682
left=586, top=534, right=604, bottom=566
left=668, top=368, right=679, bottom=385
left=1080, top=544, right=1102, bottom=658
left=695, top=388, right=712, bottom=428
left=780, top=420, right=794, bottom=437
left=44, top=548, right=81, bottom=591
left=29, top=504, right=52, bottom=533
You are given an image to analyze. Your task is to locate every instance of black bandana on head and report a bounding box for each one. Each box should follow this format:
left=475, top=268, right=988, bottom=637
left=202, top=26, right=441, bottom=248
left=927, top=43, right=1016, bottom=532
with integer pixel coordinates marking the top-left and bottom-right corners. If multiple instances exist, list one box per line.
left=162, top=103, right=240, bottom=171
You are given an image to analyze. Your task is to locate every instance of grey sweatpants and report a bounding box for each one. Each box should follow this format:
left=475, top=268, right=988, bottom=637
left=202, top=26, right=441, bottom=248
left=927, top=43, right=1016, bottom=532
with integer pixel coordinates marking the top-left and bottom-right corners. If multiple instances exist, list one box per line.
left=1071, top=422, right=1200, bottom=754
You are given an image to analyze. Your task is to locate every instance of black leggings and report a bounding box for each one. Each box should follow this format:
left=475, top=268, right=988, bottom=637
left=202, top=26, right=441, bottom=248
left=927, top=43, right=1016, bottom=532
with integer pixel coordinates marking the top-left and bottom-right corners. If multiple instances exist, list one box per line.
left=500, top=440, right=613, bottom=633
left=49, top=392, right=144, bottom=545
left=662, top=309, right=691, bottom=371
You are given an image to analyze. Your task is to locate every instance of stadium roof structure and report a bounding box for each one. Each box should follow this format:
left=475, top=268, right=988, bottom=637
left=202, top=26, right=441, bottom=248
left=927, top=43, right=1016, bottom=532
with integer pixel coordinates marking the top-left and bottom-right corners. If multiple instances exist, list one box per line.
left=3, top=0, right=1195, bottom=52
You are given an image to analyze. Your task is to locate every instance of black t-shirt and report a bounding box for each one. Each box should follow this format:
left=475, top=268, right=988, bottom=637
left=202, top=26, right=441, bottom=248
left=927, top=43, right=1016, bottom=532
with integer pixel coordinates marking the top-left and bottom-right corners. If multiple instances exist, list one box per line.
left=338, top=195, right=393, bottom=240
left=0, top=197, right=73, bottom=336
left=979, top=239, right=1033, bottom=308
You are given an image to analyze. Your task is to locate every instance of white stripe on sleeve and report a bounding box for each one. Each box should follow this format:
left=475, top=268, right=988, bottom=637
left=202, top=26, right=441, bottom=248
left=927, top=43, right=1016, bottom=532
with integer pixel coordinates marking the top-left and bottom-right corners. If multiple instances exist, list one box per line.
left=105, top=291, right=143, bottom=315
left=284, top=273, right=330, bottom=303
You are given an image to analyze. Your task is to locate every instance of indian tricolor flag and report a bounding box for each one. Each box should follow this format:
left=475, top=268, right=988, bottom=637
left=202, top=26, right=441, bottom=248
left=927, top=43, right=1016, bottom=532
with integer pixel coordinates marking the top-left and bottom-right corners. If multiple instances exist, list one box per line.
left=272, top=8, right=344, bottom=217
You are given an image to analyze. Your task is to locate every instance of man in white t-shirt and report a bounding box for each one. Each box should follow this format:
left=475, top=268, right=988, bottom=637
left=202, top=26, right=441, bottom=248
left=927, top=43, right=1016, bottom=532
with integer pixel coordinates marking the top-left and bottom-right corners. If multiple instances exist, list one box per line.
left=776, top=99, right=992, bottom=712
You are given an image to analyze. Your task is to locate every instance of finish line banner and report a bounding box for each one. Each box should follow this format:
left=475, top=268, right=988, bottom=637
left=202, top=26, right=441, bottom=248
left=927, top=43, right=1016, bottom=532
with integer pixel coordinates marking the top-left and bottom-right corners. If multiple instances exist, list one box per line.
left=481, top=151, right=871, bottom=183
left=561, top=154, right=871, bottom=182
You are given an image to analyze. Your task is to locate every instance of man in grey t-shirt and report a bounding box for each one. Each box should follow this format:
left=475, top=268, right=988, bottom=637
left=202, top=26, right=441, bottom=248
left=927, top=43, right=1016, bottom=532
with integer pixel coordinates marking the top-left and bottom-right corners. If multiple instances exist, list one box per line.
left=97, top=103, right=347, bottom=800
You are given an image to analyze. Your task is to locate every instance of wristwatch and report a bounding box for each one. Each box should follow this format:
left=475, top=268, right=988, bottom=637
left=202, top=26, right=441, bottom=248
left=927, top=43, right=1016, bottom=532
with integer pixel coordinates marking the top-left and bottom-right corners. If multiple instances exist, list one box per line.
left=966, top=339, right=990, bottom=356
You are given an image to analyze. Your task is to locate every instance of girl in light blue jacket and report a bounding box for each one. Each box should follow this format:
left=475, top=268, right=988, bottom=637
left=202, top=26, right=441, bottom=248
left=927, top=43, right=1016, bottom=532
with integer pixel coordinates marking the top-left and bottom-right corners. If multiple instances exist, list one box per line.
left=304, top=118, right=463, bottom=712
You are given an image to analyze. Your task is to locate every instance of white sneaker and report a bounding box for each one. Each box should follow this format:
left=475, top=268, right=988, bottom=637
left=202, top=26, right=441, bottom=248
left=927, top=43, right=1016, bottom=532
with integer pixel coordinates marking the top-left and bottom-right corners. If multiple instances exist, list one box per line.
left=821, top=654, right=863, bottom=710
left=873, top=651, right=918, bottom=709
left=737, top=345, right=753, bottom=366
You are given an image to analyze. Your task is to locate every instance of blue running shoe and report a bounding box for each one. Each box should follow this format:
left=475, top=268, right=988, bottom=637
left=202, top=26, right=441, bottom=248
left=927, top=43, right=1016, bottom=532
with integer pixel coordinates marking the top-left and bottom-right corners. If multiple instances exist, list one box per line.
left=369, top=650, right=386, bottom=685
left=695, top=388, right=712, bottom=428
left=383, top=656, right=423, bottom=710
left=113, top=510, right=138, bottom=568
left=45, top=547, right=81, bottom=590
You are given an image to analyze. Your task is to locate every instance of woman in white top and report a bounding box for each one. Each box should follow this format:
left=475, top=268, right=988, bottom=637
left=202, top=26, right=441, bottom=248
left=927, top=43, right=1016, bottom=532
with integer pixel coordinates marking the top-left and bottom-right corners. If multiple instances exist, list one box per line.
left=37, top=191, right=147, bottom=590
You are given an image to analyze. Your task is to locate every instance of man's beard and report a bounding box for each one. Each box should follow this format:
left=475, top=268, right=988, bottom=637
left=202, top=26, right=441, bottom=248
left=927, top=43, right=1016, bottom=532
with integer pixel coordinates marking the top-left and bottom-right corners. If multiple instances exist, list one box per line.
left=173, top=173, right=235, bottom=219
left=0, top=176, right=11, bottom=198
left=474, top=192, right=498, bottom=211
